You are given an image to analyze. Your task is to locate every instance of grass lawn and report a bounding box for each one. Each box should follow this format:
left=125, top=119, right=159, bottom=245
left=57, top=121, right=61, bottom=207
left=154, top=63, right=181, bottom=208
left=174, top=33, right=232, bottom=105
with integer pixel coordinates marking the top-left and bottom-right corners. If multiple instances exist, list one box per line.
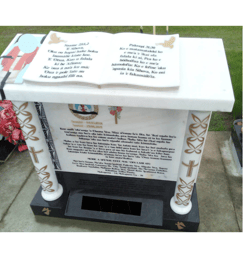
left=0, top=26, right=241, bottom=131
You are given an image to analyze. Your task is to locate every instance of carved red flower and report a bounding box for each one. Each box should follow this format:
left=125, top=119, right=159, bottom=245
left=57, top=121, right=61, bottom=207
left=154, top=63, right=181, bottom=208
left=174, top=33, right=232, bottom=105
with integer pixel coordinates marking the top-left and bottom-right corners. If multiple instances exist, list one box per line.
left=117, top=107, right=122, bottom=112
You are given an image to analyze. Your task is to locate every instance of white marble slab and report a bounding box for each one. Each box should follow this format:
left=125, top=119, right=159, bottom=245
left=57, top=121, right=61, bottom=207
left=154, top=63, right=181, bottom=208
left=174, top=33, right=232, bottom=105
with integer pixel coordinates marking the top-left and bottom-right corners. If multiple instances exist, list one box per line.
left=43, top=103, right=188, bottom=181
left=1, top=36, right=235, bottom=112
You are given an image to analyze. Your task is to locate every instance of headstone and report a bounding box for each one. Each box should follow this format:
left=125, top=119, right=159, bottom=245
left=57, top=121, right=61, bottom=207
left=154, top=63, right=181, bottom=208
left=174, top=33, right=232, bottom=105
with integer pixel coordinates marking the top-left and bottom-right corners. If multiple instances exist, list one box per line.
left=0, top=32, right=235, bottom=231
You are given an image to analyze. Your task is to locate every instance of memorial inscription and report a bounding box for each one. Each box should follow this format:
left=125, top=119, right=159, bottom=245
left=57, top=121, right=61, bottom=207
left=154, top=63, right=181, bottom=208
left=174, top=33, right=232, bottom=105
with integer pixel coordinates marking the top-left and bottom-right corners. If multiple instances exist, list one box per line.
left=43, top=103, right=188, bottom=181
left=40, top=41, right=99, bottom=80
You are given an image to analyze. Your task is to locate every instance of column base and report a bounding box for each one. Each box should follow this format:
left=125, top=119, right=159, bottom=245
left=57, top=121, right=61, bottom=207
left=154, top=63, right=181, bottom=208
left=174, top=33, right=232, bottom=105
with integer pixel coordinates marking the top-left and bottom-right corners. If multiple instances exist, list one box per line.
left=41, top=184, right=63, bottom=201
left=170, top=196, right=192, bottom=215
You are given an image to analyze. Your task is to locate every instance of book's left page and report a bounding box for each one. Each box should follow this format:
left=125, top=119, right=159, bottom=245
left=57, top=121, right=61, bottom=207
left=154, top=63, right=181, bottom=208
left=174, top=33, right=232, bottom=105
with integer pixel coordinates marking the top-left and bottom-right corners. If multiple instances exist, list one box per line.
left=23, top=31, right=113, bottom=85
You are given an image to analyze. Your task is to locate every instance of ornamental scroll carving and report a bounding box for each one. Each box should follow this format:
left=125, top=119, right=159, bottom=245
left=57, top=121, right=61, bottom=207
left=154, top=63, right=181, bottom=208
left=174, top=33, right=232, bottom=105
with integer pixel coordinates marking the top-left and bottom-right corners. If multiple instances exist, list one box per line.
left=35, top=165, right=54, bottom=192
left=185, top=114, right=210, bottom=154
left=13, top=102, right=39, bottom=141
left=175, top=178, right=195, bottom=206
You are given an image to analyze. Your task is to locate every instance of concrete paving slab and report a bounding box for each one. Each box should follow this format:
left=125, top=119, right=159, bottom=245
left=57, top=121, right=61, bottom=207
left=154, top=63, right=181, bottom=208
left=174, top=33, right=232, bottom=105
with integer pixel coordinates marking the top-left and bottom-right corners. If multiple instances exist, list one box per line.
left=197, top=132, right=241, bottom=232
left=0, top=149, right=34, bottom=222
left=215, top=132, right=242, bottom=231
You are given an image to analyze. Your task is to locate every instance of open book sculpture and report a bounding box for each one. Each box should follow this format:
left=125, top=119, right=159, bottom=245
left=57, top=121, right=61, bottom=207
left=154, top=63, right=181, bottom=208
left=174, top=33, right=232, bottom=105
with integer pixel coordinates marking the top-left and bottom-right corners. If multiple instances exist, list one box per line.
left=23, top=31, right=180, bottom=88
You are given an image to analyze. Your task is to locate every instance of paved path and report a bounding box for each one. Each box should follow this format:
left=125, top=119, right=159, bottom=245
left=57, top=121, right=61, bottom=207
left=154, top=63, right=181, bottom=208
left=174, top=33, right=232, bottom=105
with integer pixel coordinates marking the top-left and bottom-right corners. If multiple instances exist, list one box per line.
left=0, top=132, right=242, bottom=232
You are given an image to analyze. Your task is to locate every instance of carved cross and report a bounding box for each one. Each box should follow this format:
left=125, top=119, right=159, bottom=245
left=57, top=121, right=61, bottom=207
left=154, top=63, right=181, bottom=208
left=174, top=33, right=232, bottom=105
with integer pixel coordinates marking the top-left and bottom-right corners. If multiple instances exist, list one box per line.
left=29, top=147, right=43, bottom=163
left=182, top=160, right=199, bottom=177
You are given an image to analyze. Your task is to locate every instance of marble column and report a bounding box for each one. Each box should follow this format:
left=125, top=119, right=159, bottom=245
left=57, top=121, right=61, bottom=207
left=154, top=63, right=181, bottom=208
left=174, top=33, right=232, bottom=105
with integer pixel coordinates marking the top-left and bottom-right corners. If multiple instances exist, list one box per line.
left=12, top=101, right=63, bottom=201
left=170, top=110, right=211, bottom=215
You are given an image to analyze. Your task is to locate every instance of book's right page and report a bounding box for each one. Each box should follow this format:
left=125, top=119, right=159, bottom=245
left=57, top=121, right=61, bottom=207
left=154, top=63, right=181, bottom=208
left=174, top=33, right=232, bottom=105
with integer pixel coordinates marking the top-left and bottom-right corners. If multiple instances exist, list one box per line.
left=101, top=33, right=180, bottom=88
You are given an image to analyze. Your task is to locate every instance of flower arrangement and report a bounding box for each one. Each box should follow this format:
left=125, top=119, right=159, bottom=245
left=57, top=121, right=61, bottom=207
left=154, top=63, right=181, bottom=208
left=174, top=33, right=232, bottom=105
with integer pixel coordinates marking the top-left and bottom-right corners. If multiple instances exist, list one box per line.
left=0, top=100, right=28, bottom=152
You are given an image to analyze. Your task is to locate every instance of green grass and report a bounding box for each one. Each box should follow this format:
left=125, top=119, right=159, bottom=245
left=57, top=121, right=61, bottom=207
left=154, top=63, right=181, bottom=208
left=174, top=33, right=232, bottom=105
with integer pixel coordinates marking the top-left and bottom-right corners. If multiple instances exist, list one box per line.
left=0, top=26, right=242, bottom=128
left=209, top=112, right=227, bottom=131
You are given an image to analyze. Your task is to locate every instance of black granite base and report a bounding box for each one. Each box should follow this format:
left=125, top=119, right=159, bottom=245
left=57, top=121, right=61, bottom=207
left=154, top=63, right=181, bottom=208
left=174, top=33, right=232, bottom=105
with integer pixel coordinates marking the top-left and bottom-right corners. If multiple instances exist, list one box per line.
left=30, top=171, right=200, bottom=231
left=0, top=139, right=16, bottom=163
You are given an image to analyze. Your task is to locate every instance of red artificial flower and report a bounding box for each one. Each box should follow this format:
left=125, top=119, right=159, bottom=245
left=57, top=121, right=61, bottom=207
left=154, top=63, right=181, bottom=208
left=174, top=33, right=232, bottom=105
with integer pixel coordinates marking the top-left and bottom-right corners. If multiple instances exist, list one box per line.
left=19, top=130, right=25, bottom=140
left=12, top=118, right=20, bottom=129
left=11, top=128, right=22, bottom=142
left=110, top=110, right=116, bottom=116
left=0, top=120, right=14, bottom=136
left=0, top=100, right=25, bottom=146
left=0, top=107, right=16, bottom=120
left=7, top=134, right=13, bottom=144
left=117, top=107, right=122, bottom=112
left=0, top=100, right=13, bottom=109
left=18, top=144, right=28, bottom=152
left=0, top=108, right=17, bottom=122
